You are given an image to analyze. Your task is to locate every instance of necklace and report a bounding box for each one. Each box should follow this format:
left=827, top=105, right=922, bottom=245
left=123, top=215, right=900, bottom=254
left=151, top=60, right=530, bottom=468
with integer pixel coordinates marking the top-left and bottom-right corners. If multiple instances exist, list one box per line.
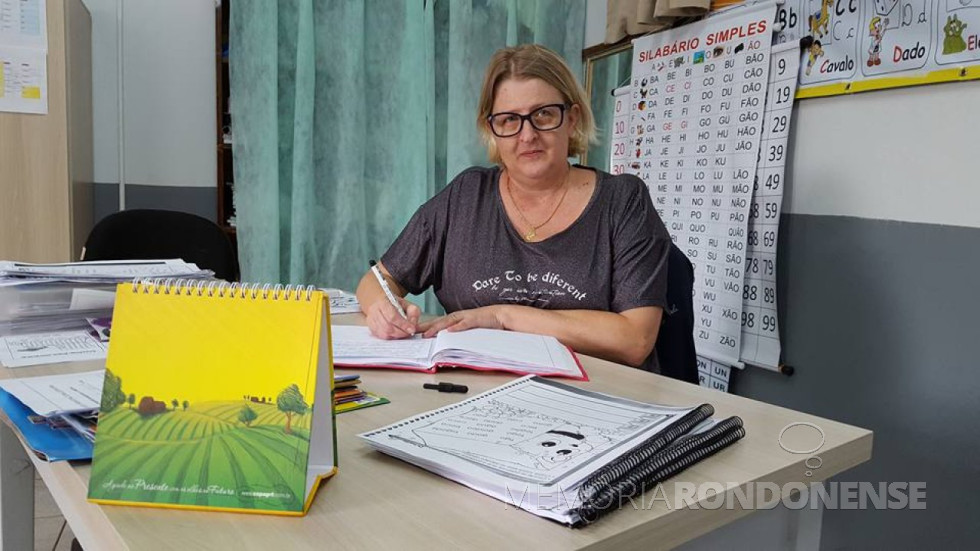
left=505, top=166, right=572, bottom=242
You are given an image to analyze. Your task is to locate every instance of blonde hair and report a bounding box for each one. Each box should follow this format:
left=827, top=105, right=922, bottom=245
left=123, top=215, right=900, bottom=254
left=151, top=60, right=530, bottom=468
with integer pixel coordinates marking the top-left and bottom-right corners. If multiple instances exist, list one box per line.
left=476, top=44, right=596, bottom=164
left=869, top=16, right=880, bottom=33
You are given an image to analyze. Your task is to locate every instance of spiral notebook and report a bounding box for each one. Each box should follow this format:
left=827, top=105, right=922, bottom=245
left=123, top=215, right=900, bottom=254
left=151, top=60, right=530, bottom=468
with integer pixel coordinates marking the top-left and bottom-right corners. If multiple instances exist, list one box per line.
left=360, top=376, right=744, bottom=526
left=87, top=280, right=336, bottom=516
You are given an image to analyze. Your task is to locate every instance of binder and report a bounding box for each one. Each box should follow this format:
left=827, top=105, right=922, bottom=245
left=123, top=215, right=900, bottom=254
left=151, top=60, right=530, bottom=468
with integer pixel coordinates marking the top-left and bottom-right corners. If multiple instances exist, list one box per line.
left=87, top=280, right=336, bottom=516
left=360, top=376, right=744, bottom=526
left=574, top=416, right=746, bottom=524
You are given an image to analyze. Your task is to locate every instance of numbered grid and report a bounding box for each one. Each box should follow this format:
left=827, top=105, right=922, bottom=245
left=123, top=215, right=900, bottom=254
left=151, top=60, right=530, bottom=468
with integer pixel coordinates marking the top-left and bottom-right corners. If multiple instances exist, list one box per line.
left=738, top=44, right=800, bottom=369
left=609, top=89, right=632, bottom=176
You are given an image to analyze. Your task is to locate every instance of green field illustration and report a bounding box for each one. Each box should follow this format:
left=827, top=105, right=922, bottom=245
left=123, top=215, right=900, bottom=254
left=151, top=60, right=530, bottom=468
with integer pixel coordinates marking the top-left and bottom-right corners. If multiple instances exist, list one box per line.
left=89, top=370, right=313, bottom=512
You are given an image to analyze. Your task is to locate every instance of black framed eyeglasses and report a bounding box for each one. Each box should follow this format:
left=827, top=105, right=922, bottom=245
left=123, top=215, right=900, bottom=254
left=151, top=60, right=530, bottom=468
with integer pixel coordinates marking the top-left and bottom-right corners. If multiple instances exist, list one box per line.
left=487, top=103, right=569, bottom=138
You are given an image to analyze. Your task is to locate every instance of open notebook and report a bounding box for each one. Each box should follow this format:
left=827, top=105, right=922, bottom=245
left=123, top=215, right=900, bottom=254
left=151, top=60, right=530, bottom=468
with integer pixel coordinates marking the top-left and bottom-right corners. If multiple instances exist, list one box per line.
left=331, top=326, right=587, bottom=380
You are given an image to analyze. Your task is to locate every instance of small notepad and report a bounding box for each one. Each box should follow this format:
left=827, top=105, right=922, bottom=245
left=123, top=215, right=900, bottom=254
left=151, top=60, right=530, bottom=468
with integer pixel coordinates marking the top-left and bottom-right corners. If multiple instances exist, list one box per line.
left=88, top=280, right=336, bottom=516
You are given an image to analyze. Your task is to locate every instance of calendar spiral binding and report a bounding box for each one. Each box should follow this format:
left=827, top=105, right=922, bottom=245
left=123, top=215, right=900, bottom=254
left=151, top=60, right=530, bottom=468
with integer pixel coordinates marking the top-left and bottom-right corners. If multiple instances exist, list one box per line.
left=130, top=278, right=317, bottom=301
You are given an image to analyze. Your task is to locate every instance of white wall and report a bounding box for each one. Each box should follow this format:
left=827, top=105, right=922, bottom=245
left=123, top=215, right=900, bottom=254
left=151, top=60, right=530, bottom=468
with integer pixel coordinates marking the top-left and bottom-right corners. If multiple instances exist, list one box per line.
left=83, top=0, right=216, bottom=189
left=584, top=2, right=980, bottom=230
left=784, top=81, right=980, bottom=229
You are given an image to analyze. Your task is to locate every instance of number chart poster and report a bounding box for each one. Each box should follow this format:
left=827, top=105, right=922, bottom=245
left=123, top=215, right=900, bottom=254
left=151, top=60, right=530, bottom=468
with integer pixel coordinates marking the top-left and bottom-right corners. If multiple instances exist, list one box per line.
left=774, top=0, right=980, bottom=97
left=738, top=42, right=801, bottom=370
left=629, top=1, right=777, bottom=366
left=608, top=87, right=632, bottom=177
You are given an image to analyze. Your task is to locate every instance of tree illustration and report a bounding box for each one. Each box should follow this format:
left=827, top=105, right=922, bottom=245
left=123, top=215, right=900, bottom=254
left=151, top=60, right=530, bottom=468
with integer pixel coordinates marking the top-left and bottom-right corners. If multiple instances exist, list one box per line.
left=171, top=398, right=179, bottom=411
left=182, top=400, right=189, bottom=411
left=238, top=404, right=258, bottom=427
left=101, top=369, right=126, bottom=413
left=127, top=393, right=136, bottom=410
left=276, top=384, right=308, bottom=435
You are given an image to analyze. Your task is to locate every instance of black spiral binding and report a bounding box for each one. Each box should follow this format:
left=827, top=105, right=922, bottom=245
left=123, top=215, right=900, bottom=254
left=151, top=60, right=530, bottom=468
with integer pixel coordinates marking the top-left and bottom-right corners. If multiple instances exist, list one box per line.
left=573, top=416, right=746, bottom=526
left=360, top=376, right=533, bottom=438
left=129, top=278, right=317, bottom=301
left=578, top=403, right=715, bottom=503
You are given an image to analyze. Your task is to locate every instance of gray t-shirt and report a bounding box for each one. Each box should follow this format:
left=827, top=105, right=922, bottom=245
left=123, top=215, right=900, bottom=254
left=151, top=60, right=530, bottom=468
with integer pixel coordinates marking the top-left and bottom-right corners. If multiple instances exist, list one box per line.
left=382, top=165, right=670, bottom=370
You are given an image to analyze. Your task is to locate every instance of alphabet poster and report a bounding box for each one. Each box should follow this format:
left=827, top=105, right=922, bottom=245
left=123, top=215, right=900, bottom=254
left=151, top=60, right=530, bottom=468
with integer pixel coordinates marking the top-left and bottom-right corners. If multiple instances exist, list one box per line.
left=774, top=0, right=980, bottom=97
left=629, top=1, right=777, bottom=366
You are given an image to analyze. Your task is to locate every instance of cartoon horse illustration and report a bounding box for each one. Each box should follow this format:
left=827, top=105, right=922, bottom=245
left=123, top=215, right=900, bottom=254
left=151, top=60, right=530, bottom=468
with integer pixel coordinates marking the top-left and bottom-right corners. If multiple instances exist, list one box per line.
left=809, top=0, right=834, bottom=38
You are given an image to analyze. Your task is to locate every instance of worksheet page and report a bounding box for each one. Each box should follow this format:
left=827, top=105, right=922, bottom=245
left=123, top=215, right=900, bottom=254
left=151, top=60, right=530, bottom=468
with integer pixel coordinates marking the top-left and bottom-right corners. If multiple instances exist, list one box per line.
left=361, top=377, right=693, bottom=486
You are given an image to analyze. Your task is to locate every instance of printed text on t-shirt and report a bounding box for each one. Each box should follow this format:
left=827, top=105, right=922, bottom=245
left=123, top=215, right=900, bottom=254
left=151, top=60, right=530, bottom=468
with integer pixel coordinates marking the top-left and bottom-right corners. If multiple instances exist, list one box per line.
left=471, top=271, right=588, bottom=305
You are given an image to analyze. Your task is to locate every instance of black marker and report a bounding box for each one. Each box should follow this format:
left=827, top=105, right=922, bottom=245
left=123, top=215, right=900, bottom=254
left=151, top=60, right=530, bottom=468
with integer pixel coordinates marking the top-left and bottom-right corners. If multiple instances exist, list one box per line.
left=423, top=382, right=468, bottom=393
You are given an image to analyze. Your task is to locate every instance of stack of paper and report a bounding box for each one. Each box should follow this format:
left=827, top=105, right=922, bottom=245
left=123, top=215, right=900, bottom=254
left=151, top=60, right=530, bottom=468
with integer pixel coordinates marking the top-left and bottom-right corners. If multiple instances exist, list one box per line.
left=0, top=260, right=215, bottom=367
left=0, top=281, right=117, bottom=335
left=0, top=260, right=213, bottom=333
left=0, top=370, right=104, bottom=461
left=322, top=288, right=360, bottom=315
left=0, top=259, right=213, bottom=283
left=0, top=330, right=109, bottom=368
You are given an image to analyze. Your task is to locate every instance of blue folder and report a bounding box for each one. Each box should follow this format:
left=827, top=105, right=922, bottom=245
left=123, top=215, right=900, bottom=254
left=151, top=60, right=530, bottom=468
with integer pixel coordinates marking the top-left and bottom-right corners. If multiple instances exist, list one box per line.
left=0, top=389, right=93, bottom=461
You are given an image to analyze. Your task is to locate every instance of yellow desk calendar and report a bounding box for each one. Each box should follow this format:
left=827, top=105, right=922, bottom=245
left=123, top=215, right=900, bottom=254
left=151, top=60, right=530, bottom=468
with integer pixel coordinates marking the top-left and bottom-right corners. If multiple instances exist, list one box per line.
left=88, top=280, right=336, bottom=516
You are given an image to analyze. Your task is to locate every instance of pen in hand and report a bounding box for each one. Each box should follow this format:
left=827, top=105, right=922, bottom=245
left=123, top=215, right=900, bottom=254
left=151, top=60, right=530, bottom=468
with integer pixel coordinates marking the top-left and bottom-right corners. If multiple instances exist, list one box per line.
left=370, top=260, right=409, bottom=320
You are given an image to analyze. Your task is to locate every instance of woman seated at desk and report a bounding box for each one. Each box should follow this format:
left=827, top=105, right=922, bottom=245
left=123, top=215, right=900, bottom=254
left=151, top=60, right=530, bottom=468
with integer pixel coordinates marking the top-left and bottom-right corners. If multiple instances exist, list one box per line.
left=356, top=44, right=671, bottom=371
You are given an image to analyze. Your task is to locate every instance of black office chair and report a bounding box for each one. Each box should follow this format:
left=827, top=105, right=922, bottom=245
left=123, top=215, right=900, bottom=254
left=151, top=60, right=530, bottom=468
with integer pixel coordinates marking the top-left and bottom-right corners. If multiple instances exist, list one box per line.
left=655, top=243, right=699, bottom=384
left=82, top=209, right=240, bottom=282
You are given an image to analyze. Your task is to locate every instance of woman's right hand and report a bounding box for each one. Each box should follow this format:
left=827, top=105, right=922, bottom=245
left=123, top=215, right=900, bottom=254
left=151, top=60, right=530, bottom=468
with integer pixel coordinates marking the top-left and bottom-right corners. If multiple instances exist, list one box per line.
left=365, top=297, right=421, bottom=339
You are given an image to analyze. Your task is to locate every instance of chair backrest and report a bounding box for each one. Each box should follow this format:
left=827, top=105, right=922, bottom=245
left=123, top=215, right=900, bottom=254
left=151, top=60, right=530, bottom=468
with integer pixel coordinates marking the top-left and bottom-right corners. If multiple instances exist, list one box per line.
left=83, top=209, right=240, bottom=282
left=655, top=243, right=699, bottom=384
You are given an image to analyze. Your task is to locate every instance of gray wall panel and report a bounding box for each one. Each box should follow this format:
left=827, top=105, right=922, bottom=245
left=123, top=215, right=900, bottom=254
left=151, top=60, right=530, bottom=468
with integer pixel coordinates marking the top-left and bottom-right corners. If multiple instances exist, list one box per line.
left=93, top=183, right=217, bottom=225
left=736, top=214, right=980, bottom=549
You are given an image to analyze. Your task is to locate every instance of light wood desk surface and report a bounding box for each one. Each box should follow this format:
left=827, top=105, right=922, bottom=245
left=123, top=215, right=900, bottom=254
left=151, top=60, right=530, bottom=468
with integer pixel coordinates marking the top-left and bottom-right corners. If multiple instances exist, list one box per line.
left=2, top=327, right=872, bottom=550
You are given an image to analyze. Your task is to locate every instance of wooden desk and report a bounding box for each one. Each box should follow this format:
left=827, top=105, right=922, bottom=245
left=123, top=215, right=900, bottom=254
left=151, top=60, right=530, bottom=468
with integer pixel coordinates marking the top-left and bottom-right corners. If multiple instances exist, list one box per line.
left=0, top=346, right=872, bottom=550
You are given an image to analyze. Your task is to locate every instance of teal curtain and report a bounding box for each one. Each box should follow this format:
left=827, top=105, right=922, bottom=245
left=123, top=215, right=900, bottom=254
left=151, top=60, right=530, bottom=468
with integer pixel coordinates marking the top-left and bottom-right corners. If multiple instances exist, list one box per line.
left=230, top=0, right=585, bottom=302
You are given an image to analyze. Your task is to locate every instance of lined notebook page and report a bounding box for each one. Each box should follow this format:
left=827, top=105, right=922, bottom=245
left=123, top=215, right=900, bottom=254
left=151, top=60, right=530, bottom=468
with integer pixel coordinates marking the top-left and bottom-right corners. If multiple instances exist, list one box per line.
left=330, top=325, right=433, bottom=365
left=433, top=328, right=576, bottom=372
